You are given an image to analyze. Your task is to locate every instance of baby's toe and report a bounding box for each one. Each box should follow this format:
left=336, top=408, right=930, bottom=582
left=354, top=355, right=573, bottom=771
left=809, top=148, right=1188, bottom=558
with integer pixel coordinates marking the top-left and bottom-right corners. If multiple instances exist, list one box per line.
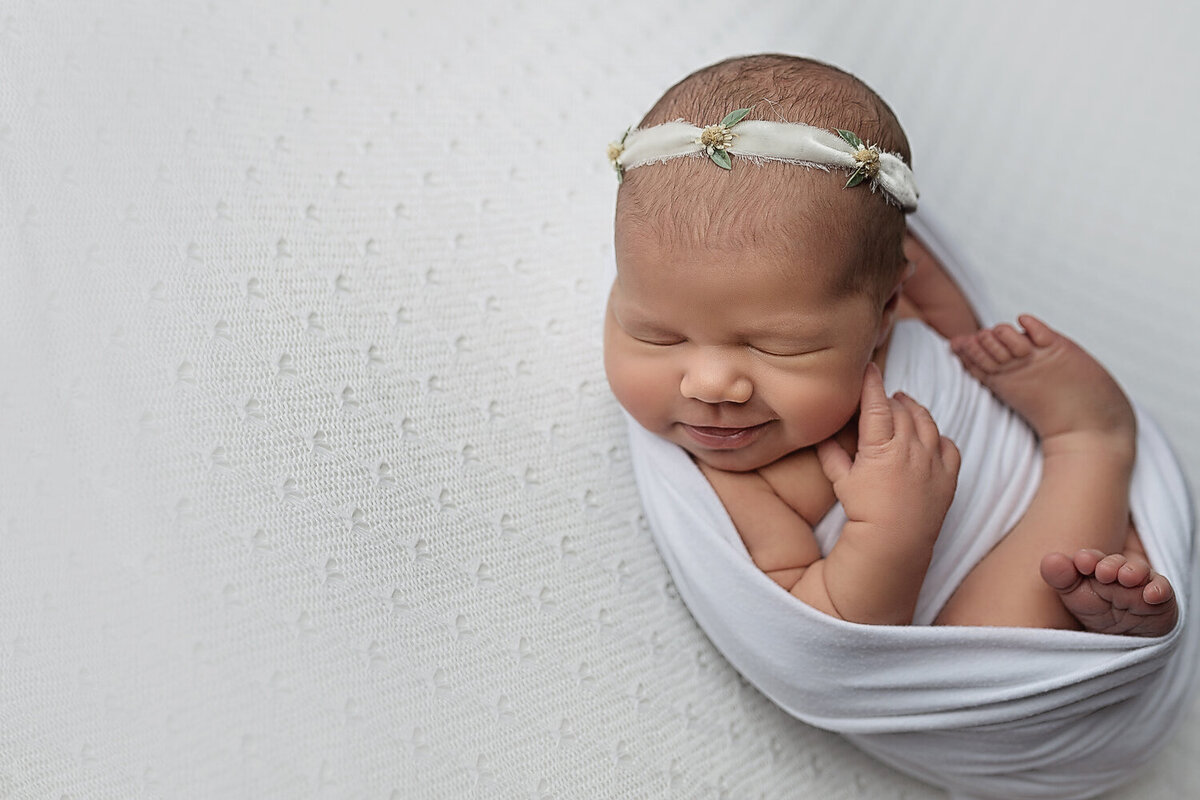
left=1093, top=553, right=1129, bottom=584
left=1017, top=314, right=1057, bottom=348
left=1144, top=573, right=1175, bottom=605
left=993, top=324, right=1032, bottom=357
left=1071, top=548, right=1105, bottom=576
left=978, top=330, right=1013, bottom=364
left=958, top=336, right=1002, bottom=373
left=1040, top=551, right=1082, bottom=592
left=1117, top=555, right=1152, bottom=588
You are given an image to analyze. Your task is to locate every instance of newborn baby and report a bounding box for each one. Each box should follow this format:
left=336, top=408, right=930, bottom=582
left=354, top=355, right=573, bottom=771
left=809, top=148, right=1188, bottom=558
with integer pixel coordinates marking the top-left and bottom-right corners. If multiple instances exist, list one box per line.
left=602, top=53, right=1198, bottom=799
left=603, top=53, right=1177, bottom=635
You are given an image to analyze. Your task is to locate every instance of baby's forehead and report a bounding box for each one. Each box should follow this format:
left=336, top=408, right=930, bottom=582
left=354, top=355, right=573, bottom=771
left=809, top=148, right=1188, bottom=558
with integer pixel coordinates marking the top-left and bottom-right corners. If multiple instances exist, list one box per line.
left=618, top=155, right=853, bottom=219
left=615, top=162, right=861, bottom=264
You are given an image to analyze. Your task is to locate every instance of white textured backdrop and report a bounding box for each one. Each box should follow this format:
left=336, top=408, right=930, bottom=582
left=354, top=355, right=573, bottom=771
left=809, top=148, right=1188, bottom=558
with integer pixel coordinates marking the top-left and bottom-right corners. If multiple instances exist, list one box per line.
left=1, top=1, right=1197, bottom=798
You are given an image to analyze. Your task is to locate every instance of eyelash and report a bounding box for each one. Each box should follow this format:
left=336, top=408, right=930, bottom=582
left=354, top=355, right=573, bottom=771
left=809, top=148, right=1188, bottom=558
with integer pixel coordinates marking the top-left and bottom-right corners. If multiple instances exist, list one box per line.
left=751, top=346, right=802, bottom=358
left=757, top=344, right=831, bottom=358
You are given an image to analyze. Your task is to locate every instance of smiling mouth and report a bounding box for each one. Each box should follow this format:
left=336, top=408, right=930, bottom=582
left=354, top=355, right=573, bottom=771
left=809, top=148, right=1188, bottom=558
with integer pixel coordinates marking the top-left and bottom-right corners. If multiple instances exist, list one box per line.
left=680, top=422, right=769, bottom=450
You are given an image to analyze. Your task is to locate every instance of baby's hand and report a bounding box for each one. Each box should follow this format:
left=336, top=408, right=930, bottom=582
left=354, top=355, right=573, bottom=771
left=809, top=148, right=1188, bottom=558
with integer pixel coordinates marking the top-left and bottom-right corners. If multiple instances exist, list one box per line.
left=817, top=363, right=960, bottom=542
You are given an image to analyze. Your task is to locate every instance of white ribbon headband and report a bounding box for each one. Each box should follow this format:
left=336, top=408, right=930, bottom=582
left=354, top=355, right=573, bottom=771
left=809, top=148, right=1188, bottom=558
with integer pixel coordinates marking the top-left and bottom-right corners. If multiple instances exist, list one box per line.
left=608, top=109, right=918, bottom=212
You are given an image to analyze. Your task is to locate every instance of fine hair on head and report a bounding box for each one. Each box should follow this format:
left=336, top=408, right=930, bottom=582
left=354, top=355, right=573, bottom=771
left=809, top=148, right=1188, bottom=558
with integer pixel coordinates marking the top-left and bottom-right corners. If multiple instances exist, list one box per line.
left=615, top=53, right=912, bottom=306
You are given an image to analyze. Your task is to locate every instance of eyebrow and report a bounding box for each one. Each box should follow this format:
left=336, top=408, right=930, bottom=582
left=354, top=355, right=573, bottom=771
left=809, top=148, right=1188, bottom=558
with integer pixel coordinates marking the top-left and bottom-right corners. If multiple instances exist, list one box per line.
left=739, top=320, right=825, bottom=343
left=610, top=301, right=674, bottom=329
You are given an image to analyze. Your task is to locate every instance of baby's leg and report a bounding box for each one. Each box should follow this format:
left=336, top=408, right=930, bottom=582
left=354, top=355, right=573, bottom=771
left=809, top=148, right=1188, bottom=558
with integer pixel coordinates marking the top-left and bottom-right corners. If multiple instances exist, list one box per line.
left=934, top=315, right=1175, bottom=633
left=897, top=231, right=981, bottom=340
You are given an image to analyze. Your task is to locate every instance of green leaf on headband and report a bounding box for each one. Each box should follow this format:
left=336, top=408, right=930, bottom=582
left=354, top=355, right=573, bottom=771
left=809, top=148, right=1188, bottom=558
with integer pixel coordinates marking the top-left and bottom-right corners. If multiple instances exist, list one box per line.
left=840, top=167, right=868, bottom=188
left=720, top=108, right=751, bottom=128
left=844, top=166, right=867, bottom=188
left=837, top=129, right=863, bottom=149
left=710, top=149, right=732, bottom=170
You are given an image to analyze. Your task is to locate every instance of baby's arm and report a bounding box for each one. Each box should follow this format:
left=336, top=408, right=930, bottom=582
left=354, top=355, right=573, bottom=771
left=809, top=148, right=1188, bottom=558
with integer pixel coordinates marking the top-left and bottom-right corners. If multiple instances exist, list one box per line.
left=696, top=463, right=832, bottom=609
left=813, top=366, right=960, bottom=623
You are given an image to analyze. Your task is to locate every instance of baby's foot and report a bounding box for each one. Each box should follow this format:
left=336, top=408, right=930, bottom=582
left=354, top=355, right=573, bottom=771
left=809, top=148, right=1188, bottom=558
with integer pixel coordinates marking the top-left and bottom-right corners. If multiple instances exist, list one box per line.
left=1040, top=549, right=1178, bottom=636
left=950, top=315, right=1136, bottom=452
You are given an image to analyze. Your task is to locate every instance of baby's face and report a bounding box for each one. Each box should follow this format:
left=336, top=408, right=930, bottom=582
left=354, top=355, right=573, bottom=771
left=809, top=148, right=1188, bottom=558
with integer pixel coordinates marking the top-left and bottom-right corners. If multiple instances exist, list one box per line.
left=605, top=208, right=889, bottom=473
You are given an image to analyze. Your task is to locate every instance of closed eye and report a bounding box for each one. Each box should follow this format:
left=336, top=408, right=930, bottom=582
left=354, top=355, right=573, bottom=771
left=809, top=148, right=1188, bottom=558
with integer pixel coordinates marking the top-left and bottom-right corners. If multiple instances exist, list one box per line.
left=750, top=344, right=827, bottom=358
left=634, top=335, right=684, bottom=346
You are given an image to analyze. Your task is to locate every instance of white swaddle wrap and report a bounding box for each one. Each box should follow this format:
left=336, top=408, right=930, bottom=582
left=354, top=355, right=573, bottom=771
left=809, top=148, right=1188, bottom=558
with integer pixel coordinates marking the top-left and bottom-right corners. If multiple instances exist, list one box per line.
left=621, top=214, right=1200, bottom=799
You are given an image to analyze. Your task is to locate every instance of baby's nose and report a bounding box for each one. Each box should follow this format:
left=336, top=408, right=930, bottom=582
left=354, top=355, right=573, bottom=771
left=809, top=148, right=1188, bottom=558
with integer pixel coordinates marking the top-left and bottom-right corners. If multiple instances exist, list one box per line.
left=679, top=352, right=753, bottom=404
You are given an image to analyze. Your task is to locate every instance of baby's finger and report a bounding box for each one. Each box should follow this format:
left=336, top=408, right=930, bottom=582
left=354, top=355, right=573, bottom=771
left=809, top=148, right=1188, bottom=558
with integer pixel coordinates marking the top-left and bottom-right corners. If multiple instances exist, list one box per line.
left=857, top=363, right=894, bottom=446
left=895, top=392, right=941, bottom=450
left=940, top=435, right=961, bottom=474
left=816, top=437, right=852, bottom=485
left=888, top=394, right=915, bottom=444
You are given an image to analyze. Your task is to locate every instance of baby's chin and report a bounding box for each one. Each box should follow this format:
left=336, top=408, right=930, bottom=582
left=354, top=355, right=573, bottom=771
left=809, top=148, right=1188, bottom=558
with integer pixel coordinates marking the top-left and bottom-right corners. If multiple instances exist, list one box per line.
left=682, top=440, right=791, bottom=473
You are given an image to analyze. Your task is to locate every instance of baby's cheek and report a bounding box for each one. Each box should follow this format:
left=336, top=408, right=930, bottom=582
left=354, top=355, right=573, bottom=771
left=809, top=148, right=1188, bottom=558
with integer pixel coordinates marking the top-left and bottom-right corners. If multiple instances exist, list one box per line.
left=604, top=351, right=672, bottom=425
left=787, top=375, right=862, bottom=440
left=831, top=374, right=868, bottom=426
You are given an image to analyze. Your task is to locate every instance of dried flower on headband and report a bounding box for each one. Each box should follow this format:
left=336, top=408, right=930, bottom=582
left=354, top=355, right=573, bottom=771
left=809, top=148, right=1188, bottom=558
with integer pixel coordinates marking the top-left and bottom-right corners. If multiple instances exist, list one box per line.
left=693, top=107, right=751, bottom=169
left=608, top=127, right=630, bottom=183
left=837, top=128, right=882, bottom=188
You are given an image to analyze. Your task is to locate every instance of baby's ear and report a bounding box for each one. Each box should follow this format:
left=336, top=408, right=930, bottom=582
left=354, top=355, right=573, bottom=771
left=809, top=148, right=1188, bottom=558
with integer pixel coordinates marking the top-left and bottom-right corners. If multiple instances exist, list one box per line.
left=886, top=259, right=915, bottom=308
left=874, top=271, right=909, bottom=349
left=893, top=258, right=916, bottom=297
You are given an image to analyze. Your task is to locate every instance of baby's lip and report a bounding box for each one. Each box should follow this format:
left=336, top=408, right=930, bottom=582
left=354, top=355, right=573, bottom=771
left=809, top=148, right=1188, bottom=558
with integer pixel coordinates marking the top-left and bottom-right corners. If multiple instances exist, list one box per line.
left=680, top=422, right=769, bottom=450
left=685, top=423, right=765, bottom=435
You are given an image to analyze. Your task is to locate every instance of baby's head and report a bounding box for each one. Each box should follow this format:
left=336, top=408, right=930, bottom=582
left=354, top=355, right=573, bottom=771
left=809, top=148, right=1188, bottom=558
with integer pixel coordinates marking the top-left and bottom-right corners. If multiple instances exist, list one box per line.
left=605, top=54, right=915, bottom=472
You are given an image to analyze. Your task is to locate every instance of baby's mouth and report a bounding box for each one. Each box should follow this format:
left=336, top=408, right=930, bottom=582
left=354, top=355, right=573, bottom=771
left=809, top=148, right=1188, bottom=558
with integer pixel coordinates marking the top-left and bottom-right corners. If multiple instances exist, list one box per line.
left=680, top=422, right=769, bottom=450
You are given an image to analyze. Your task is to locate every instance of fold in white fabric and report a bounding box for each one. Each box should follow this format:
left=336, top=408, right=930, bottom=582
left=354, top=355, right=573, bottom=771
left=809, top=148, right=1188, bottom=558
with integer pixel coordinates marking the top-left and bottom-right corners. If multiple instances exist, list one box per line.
left=618, top=119, right=919, bottom=210
left=622, top=213, right=1200, bottom=799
